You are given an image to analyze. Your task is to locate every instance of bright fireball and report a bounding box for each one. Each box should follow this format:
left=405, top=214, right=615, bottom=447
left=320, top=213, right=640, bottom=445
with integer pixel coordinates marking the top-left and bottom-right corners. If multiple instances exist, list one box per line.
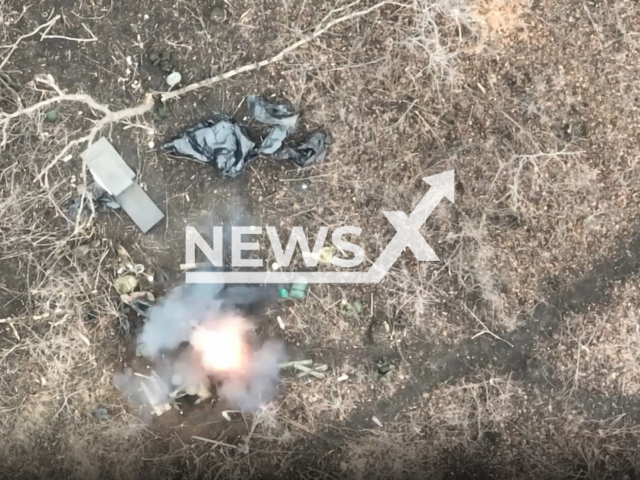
left=190, top=316, right=250, bottom=373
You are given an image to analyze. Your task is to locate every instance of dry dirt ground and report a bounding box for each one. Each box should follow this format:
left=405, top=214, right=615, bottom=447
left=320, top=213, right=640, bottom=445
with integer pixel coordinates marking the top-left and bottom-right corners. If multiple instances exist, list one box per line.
left=2, top=0, right=640, bottom=478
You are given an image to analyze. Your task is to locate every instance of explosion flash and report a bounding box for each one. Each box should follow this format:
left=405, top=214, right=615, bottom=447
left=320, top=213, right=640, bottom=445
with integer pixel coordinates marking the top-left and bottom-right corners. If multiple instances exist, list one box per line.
left=116, top=283, right=284, bottom=415
left=190, top=315, right=252, bottom=374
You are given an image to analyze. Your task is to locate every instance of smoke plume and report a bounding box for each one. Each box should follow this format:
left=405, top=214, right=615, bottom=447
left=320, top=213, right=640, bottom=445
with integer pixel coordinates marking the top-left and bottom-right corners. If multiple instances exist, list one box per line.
left=115, top=276, right=284, bottom=414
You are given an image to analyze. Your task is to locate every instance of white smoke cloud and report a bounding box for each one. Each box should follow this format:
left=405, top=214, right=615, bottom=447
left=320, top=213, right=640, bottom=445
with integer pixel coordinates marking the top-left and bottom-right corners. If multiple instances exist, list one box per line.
left=217, top=340, right=284, bottom=411
left=115, top=278, right=284, bottom=413
left=136, top=281, right=224, bottom=358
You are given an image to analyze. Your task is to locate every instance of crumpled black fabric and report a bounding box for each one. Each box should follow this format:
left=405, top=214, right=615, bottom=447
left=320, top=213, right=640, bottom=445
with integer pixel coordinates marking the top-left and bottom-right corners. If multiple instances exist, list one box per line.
left=68, top=183, right=120, bottom=220
left=275, top=131, right=332, bottom=167
left=161, top=116, right=256, bottom=179
left=247, top=95, right=298, bottom=154
left=162, top=98, right=331, bottom=178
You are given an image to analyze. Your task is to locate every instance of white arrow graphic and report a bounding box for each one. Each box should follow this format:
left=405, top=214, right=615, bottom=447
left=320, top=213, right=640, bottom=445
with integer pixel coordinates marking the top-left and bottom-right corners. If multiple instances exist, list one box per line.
left=365, top=169, right=455, bottom=282
left=186, top=170, right=455, bottom=284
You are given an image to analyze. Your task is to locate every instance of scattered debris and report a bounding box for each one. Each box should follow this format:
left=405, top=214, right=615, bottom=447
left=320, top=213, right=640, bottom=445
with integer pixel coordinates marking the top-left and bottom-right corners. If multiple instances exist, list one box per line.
left=163, top=96, right=331, bottom=178
left=93, top=408, right=110, bottom=420
left=68, top=182, right=120, bottom=220
left=166, top=71, right=182, bottom=89
left=337, top=374, right=349, bottom=382
left=114, top=275, right=138, bottom=295
left=276, top=315, right=285, bottom=330
left=221, top=410, right=242, bottom=422
left=149, top=50, right=174, bottom=73
left=318, top=246, right=334, bottom=265
left=81, top=138, right=164, bottom=233
left=278, top=359, right=313, bottom=369
left=121, top=291, right=155, bottom=317
left=295, top=363, right=328, bottom=379
left=117, top=261, right=145, bottom=276
left=375, top=357, right=397, bottom=377
left=169, top=376, right=211, bottom=402
left=281, top=276, right=308, bottom=300
left=131, top=264, right=145, bottom=275
left=161, top=116, right=256, bottom=179
left=278, top=359, right=327, bottom=379
left=368, top=319, right=390, bottom=344
left=247, top=95, right=298, bottom=154
left=139, top=375, right=172, bottom=416
left=275, top=131, right=332, bottom=167
left=371, top=415, right=384, bottom=428
left=341, top=299, right=363, bottom=319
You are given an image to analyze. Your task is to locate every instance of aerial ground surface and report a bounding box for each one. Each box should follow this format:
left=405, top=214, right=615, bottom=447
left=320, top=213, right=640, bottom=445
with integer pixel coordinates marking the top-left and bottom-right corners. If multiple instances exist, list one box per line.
left=1, top=0, right=640, bottom=478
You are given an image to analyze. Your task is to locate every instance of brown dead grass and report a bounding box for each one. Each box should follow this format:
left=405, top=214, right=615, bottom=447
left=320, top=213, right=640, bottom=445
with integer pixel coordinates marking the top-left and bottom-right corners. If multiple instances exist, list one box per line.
left=538, top=277, right=640, bottom=396
left=474, top=0, right=529, bottom=45
left=339, top=375, right=526, bottom=478
left=342, top=373, right=640, bottom=478
left=2, top=0, right=640, bottom=478
left=0, top=82, right=145, bottom=476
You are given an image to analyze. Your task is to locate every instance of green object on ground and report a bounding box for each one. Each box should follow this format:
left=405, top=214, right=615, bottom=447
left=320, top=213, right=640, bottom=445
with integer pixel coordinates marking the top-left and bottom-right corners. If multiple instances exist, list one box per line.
left=287, top=289, right=306, bottom=300
left=290, top=283, right=307, bottom=293
left=341, top=299, right=364, bottom=318
left=114, top=275, right=138, bottom=294
left=45, top=111, right=58, bottom=122
left=281, top=276, right=308, bottom=300
left=352, top=300, right=363, bottom=314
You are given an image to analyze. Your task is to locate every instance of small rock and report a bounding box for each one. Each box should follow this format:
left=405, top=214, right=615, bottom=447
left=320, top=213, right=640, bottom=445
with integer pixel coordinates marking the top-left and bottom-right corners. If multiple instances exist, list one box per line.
left=368, top=319, right=389, bottom=344
left=149, top=52, right=159, bottom=62
left=45, top=111, right=58, bottom=122
left=166, top=71, right=182, bottom=88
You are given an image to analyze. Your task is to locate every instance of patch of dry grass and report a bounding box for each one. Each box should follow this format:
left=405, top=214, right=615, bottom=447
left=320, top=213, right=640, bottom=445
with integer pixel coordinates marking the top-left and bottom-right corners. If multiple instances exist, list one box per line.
left=2, top=0, right=640, bottom=477
left=340, top=374, right=525, bottom=479
left=0, top=99, right=146, bottom=477
left=0, top=0, right=482, bottom=475
left=537, top=277, right=640, bottom=396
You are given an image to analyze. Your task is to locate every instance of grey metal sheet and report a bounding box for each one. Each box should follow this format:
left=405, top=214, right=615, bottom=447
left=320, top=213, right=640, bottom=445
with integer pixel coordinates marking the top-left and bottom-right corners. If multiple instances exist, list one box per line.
left=115, top=184, right=164, bottom=233
left=81, top=137, right=135, bottom=179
